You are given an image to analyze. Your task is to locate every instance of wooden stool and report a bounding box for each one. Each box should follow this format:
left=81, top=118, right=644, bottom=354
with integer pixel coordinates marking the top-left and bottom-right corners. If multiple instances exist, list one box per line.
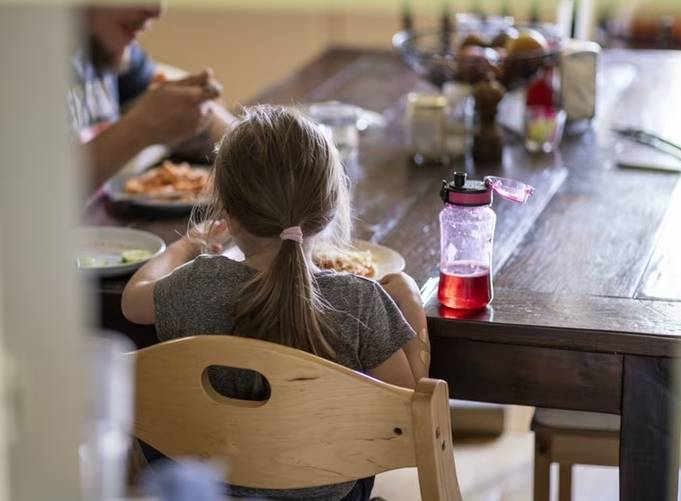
left=450, top=400, right=506, bottom=438
left=532, top=409, right=620, bottom=501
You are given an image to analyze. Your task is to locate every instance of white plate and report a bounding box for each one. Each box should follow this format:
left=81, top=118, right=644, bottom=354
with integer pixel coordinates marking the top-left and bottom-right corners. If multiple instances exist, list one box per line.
left=102, top=164, right=211, bottom=213
left=76, top=227, right=166, bottom=278
left=353, top=240, right=406, bottom=280
left=222, top=239, right=405, bottom=281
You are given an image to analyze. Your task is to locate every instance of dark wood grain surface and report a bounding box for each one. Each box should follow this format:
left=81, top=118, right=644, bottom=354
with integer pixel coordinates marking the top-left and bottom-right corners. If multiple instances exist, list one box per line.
left=636, top=179, right=681, bottom=301
left=431, top=337, right=622, bottom=413
left=495, top=51, right=681, bottom=298
left=425, top=288, right=681, bottom=356
left=495, top=156, right=679, bottom=297
left=87, top=45, right=681, bottom=355
left=620, top=355, right=680, bottom=501
left=88, top=47, right=681, bottom=500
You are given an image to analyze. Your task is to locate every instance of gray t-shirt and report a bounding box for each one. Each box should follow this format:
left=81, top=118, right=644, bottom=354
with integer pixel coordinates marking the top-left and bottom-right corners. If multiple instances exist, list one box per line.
left=153, top=255, right=416, bottom=501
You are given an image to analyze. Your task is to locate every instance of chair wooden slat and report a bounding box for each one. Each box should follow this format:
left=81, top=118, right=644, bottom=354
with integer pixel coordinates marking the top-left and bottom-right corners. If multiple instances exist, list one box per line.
left=129, top=335, right=463, bottom=499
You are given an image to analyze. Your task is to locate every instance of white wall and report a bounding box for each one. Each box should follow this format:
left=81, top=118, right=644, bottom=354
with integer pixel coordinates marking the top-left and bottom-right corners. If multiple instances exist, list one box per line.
left=139, top=3, right=581, bottom=105
left=0, top=234, right=8, bottom=501
left=0, top=6, right=85, bottom=500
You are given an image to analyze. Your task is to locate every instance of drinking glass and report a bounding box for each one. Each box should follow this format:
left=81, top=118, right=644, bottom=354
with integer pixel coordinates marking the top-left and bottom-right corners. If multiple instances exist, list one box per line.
left=308, top=102, right=360, bottom=162
left=524, top=106, right=566, bottom=154
left=80, top=333, right=135, bottom=500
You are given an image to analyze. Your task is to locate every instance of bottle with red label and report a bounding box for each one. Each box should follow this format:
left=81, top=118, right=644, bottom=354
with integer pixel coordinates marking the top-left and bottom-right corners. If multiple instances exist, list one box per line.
left=524, top=66, right=566, bottom=153
left=526, top=66, right=559, bottom=109
left=438, top=172, right=534, bottom=310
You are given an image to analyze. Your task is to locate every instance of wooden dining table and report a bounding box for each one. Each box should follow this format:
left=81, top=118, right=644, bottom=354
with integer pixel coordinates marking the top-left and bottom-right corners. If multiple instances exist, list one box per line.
left=87, top=46, right=681, bottom=501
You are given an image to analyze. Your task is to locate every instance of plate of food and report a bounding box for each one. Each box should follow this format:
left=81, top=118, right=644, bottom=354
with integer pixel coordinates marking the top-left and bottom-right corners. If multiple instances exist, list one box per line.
left=313, top=240, right=405, bottom=280
left=103, top=160, right=212, bottom=213
left=76, top=226, right=166, bottom=278
left=224, top=239, right=404, bottom=281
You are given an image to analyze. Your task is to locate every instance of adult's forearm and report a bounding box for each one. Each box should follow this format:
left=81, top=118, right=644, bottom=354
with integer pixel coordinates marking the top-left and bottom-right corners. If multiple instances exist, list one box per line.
left=83, top=115, right=151, bottom=190
left=171, top=103, right=235, bottom=162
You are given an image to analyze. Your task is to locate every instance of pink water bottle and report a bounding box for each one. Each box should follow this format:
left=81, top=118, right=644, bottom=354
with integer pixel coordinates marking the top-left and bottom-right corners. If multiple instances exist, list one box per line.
left=438, top=172, right=534, bottom=310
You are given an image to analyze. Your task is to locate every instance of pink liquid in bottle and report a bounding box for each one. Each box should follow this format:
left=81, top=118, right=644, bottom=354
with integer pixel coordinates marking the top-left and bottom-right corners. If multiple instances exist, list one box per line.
left=438, top=260, right=492, bottom=310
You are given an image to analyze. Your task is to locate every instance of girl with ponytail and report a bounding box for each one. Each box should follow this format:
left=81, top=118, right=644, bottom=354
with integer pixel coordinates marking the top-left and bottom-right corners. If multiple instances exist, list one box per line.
left=122, top=105, right=429, bottom=501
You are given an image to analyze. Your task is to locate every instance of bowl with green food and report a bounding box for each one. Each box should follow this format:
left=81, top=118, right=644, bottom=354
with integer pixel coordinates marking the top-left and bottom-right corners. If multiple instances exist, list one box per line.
left=76, top=226, right=166, bottom=278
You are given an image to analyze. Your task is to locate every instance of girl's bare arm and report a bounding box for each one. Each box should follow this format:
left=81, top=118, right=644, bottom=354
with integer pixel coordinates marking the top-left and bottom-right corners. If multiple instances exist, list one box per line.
left=121, top=238, right=200, bottom=325
left=379, top=273, right=431, bottom=382
left=122, top=220, right=229, bottom=325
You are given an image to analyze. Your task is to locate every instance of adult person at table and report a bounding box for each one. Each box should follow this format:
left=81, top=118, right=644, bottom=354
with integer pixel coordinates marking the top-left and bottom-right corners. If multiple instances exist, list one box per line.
left=68, top=5, right=236, bottom=190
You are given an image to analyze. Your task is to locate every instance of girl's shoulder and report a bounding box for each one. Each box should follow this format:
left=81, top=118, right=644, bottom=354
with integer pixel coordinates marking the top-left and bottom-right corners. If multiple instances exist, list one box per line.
left=315, top=271, right=383, bottom=301
left=173, top=254, right=254, bottom=282
left=315, top=269, right=375, bottom=284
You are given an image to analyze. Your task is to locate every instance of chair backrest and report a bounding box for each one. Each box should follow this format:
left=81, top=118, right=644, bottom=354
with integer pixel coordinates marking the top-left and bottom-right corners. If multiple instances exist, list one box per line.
left=129, top=335, right=462, bottom=500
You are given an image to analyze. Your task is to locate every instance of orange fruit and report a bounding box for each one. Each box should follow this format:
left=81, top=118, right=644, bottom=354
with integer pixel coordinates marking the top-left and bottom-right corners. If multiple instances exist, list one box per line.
left=491, top=27, right=519, bottom=48
left=506, top=28, right=549, bottom=55
left=460, top=33, right=489, bottom=48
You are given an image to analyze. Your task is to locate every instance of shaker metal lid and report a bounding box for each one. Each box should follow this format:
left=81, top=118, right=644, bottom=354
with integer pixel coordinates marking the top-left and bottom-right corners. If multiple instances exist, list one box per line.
left=407, top=92, right=446, bottom=109
left=440, top=172, right=492, bottom=206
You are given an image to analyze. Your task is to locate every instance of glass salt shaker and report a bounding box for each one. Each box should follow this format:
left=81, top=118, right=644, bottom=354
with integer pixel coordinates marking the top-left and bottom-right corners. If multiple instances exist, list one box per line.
left=406, top=92, right=446, bottom=165
left=443, top=82, right=473, bottom=158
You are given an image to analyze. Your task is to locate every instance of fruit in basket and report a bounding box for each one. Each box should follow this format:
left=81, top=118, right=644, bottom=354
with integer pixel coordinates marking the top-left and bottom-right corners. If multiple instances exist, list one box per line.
left=460, top=33, right=489, bottom=48
left=459, top=45, right=487, bottom=58
left=491, top=27, right=519, bottom=48
left=493, top=47, right=508, bottom=59
left=506, top=28, right=549, bottom=55
left=457, top=46, right=501, bottom=82
left=393, top=23, right=561, bottom=89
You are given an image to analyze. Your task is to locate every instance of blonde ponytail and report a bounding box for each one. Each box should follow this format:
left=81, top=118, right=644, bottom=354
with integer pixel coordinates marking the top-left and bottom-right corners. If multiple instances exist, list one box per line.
left=207, top=105, right=351, bottom=359
left=236, top=239, right=335, bottom=359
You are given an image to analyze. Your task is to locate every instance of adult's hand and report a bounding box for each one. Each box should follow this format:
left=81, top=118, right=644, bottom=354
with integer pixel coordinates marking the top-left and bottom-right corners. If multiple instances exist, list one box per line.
left=125, top=69, right=222, bottom=147
left=163, top=68, right=222, bottom=94
left=83, top=69, right=230, bottom=191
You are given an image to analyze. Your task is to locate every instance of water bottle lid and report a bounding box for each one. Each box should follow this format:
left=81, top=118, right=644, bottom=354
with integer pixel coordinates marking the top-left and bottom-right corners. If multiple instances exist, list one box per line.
left=440, top=172, right=492, bottom=206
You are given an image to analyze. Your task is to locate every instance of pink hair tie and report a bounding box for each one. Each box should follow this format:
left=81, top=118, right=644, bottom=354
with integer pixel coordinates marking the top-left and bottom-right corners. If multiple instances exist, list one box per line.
left=279, top=226, right=303, bottom=244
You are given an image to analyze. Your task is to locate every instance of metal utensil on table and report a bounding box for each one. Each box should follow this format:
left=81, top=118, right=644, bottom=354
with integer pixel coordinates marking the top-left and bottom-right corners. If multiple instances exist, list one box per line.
left=613, top=127, right=681, bottom=161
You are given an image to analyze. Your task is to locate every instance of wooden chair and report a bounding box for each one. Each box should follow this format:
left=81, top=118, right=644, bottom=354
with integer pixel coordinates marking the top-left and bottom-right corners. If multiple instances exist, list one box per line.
left=128, top=335, right=463, bottom=501
left=532, top=409, right=620, bottom=501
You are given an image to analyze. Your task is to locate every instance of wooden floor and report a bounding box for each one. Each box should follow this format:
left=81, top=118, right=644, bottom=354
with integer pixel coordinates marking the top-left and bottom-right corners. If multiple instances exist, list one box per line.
left=374, top=437, right=624, bottom=501
left=373, top=406, right=625, bottom=501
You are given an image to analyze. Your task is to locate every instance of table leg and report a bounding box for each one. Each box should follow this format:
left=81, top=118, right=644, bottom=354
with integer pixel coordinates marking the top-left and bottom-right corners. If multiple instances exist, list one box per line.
left=620, top=355, right=680, bottom=501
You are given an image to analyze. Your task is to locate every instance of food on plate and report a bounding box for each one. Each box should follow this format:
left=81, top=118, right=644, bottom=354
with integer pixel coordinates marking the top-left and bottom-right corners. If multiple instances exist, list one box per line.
left=121, top=249, right=153, bottom=263
left=77, top=248, right=153, bottom=269
left=76, top=255, right=99, bottom=268
left=151, top=72, right=167, bottom=85
left=506, top=28, right=549, bottom=55
left=124, top=161, right=211, bottom=202
left=313, top=245, right=376, bottom=278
